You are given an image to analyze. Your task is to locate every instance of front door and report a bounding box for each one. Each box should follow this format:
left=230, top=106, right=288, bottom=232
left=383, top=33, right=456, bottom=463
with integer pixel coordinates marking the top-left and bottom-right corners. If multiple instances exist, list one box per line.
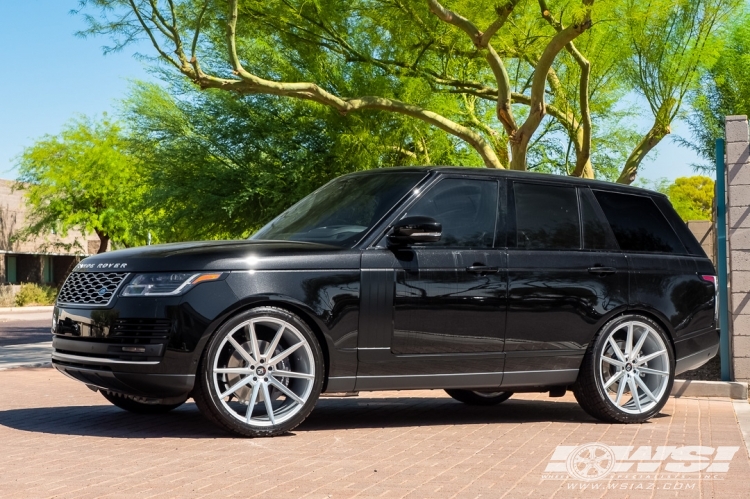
left=356, top=176, right=507, bottom=390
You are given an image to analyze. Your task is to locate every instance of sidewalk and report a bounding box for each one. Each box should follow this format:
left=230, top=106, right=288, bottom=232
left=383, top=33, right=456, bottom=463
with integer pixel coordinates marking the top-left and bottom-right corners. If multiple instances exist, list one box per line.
left=0, top=368, right=748, bottom=498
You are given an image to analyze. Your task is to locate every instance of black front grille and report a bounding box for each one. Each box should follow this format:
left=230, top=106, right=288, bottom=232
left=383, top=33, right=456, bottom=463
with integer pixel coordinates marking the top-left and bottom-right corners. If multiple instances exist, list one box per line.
left=109, top=319, right=172, bottom=345
left=57, top=272, right=129, bottom=306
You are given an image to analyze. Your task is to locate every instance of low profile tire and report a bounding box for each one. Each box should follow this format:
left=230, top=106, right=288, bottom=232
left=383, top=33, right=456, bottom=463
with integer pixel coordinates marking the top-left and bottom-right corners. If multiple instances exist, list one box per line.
left=573, top=314, right=675, bottom=423
left=445, top=389, right=513, bottom=406
left=101, top=391, right=186, bottom=414
left=193, top=306, right=324, bottom=437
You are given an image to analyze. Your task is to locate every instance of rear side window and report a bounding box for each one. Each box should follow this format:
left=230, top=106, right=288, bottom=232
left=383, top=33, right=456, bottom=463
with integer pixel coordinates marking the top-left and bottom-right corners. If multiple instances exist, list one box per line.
left=580, top=188, right=619, bottom=250
left=514, top=183, right=580, bottom=250
left=593, top=191, right=686, bottom=254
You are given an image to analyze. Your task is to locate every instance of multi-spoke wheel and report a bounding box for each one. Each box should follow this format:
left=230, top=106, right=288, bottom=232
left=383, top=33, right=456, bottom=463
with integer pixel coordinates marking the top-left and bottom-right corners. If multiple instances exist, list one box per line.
left=573, top=314, right=675, bottom=423
left=193, top=307, right=324, bottom=437
left=445, top=389, right=513, bottom=406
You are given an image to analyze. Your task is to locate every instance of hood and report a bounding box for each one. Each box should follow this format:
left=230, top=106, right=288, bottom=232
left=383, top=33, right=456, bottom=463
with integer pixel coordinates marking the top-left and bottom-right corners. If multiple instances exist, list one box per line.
left=74, top=240, right=361, bottom=273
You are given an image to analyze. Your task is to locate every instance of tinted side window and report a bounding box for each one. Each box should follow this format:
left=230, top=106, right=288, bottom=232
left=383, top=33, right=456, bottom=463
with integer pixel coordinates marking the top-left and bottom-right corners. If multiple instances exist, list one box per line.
left=580, top=188, right=619, bottom=250
left=593, top=191, right=686, bottom=254
left=514, top=183, right=580, bottom=250
left=403, top=178, right=498, bottom=248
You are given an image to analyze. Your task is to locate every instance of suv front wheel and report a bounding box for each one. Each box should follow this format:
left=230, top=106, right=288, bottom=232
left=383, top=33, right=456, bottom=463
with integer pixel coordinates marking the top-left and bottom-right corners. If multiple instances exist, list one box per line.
left=573, top=314, right=675, bottom=423
left=193, top=307, right=324, bottom=437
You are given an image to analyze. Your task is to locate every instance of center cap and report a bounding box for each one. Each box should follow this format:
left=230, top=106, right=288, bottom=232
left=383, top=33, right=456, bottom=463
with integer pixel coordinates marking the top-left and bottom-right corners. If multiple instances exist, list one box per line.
left=625, top=363, right=633, bottom=372
left=256, top=366, right=266, bottom=376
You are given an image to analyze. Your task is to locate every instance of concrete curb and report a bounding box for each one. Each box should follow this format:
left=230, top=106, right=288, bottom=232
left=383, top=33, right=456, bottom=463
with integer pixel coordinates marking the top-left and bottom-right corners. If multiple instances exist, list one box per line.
left=0, top=306, right=54, bottom=313
left=672, top=379, right=749, bottom=400
left=0, top=362, right=52, bottom=371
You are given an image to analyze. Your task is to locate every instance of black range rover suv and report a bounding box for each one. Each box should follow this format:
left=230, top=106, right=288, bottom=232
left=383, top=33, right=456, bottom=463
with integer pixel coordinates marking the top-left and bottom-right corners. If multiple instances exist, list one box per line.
left=52, top=168, right=719, bottom=437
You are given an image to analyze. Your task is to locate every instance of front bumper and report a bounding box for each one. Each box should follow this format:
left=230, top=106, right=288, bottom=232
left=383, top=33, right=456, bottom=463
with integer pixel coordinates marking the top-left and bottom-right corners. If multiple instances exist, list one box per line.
left=50, top=280, right=236, bottom=398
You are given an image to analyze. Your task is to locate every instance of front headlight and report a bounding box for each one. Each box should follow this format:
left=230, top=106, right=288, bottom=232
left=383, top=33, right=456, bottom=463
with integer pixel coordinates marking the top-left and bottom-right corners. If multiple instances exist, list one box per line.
left=121, top=272, right=223, bottom=297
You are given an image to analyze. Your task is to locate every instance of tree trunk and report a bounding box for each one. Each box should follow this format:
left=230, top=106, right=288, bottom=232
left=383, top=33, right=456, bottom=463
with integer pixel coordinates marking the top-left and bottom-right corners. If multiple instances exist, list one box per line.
left=617, top=99, right=675, bottom=184
left=95, top=230, right=110, bottom=254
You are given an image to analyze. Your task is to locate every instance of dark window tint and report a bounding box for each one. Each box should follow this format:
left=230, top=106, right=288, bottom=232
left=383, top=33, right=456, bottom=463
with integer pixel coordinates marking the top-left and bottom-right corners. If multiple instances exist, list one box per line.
left=580, top=188, right=619, bottom=250
left=253, top=172, right=424, bottom=247
left=403, top=178, right=497, bottom=248
left=514, top=183, right=580, bottom=250
left=593, top=191, right=686, bottom=253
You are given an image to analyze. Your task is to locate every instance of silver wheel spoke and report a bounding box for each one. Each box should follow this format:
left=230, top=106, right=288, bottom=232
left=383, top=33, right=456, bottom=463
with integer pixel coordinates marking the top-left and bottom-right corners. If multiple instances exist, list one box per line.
left=631, top=330, right=649, bottom=361
left=265, top=324, right=285, bottom=358
left=636, top=349, right=666, bottom=366
left=269, top=341, right=304, bottom=365
left=628, top=376, right=642, bottom=412
left=220, top=376, right=253, bottom=399
left=247, top=322, right=261, bottom=362
left=638, top=366, right=669, bottom=377
left=625, top=323, right=634, bottom=359
left=602, top=356, right=625, bottom=368
left=273, top=370, right=315, bottom=380
left=215, top=367, right=252, bottom=374
left=262, top=383, right=276, bottom=424
left=245, top=382, right=260, bottom=422
left=634, top=375, right=658, bottom=403
left=603, top=370, right=625, bottom=390
left=614, top=375, right=627, bottom=406
left=608, top=337, right=626, bottom=363
left=228, top=336, right=255, bottom=364
left=269, top=378, right=305, bottom=405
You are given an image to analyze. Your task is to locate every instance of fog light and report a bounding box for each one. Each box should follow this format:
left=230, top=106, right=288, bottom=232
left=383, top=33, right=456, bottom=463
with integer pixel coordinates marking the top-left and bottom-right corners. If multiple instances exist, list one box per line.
left=122, top=346, right=146, bottom=353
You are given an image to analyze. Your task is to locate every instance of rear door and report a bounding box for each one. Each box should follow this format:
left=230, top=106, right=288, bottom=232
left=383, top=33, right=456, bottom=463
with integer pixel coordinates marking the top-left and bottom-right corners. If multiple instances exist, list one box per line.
left=503, top=181, right=628, bottom=388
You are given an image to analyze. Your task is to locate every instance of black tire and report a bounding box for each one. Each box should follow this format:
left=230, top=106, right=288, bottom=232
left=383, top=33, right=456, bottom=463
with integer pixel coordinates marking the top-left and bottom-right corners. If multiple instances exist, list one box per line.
left=193, top=306, right=325, bottom=437
left=573, top=314, right=675, bottom=423
left=101, top=391, right=186, bottom=414
left=445, top=389, right=513, bottom=406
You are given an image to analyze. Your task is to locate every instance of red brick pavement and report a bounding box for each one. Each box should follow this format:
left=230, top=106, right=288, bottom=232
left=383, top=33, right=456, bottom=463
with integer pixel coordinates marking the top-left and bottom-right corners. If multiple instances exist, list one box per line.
left=0, top=368, right=748, bottom=498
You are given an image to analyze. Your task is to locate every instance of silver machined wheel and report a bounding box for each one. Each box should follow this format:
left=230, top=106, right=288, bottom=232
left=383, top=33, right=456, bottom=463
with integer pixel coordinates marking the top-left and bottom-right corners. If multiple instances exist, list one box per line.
left=598, top=320, right=670, bottom=415
left=211, top=316, right=315, bottom=428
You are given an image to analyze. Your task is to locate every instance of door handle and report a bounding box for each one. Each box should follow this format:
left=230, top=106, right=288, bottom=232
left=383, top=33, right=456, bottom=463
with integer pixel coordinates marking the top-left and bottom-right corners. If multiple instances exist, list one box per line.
left=588, top=266, right=616, bottom=275
left=467, top=265, right=499, bottom=274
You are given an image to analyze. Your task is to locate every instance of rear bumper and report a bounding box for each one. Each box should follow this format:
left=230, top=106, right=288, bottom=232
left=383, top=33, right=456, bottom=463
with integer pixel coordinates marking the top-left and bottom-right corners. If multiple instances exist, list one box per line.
left=674, top=328, right=719, bottom=375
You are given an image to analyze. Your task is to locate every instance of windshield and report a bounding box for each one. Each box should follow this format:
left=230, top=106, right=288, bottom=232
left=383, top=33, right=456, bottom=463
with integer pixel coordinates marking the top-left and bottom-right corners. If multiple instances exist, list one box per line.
left=252, top=171, right=425, bottom=247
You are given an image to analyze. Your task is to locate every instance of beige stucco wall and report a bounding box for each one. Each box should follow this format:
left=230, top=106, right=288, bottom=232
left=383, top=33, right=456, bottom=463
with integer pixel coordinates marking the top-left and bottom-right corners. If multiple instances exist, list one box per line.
left=0, top=179, right=97, bottom=255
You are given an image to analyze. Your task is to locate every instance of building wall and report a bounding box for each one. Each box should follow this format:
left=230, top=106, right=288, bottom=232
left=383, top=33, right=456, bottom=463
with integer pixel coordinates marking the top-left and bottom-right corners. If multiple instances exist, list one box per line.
left=686, top=220, right=715, bottom=266
left=1, top=179, right=99, bottom=287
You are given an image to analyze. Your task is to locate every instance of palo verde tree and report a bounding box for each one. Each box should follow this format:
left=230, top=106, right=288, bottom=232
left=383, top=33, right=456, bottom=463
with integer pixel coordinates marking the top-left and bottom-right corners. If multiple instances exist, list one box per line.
left=15, top=117, right=150, bottom=253
left=78, top=0, right=736, bottom=183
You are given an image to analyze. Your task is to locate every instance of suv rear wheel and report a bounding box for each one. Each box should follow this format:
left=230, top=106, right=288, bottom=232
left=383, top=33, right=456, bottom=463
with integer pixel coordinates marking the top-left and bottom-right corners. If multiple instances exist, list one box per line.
left=193, top=307, right=324, bottom=437
left=573, top=314, right=674, bottom=423
left=445, top=389, right=512, bottom=406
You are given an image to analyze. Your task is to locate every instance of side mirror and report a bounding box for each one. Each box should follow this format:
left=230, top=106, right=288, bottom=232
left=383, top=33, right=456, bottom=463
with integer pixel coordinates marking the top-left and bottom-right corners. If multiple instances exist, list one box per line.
left=387, top=216, right=442, bottom=246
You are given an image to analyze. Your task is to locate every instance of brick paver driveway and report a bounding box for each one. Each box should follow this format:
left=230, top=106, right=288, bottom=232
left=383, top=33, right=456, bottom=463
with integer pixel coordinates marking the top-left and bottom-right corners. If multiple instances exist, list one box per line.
left=0, top=368, right=748, bottom=498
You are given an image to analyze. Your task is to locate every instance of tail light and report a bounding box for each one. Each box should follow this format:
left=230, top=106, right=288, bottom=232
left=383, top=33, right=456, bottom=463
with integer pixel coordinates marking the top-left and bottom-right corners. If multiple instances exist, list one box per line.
left=700, top=275, right=718, bottom=324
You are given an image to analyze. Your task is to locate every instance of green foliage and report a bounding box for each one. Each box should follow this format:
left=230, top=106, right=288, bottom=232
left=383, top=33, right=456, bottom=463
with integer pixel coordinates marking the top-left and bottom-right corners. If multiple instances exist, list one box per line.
left=15, top=117, right=151, bottom=250
left=659, top=176, right=715, bottom=221
left=682, top=11, right=750, bottom=168
left=14, top=283, right=58, bottom=307
left=122, top=80, right=475, bottom=241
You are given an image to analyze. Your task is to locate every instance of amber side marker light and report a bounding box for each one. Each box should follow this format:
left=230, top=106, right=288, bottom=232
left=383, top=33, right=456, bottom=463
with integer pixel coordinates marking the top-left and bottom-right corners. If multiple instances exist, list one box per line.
left=192, top=273, right=223, bottom=285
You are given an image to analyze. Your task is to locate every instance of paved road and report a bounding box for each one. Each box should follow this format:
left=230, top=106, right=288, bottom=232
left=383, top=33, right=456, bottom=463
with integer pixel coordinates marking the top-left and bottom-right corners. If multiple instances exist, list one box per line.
left=0, top=311, right=53, bottom=368
left=0, top=368, right=748, bottom=498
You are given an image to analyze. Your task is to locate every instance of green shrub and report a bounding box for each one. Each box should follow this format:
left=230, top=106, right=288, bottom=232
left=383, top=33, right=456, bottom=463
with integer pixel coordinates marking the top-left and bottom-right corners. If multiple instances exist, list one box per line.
left=14, top=283, right=58, bottom=307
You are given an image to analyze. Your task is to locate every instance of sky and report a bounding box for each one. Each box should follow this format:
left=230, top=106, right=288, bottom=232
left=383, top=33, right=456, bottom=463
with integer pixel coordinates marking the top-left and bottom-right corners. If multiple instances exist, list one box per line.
left=0, top=1, right=707, bottom=184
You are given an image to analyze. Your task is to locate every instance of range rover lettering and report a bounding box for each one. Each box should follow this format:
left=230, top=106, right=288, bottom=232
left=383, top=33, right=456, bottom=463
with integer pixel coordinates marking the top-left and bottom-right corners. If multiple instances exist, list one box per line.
left=51, top=168, right=719, bottom=437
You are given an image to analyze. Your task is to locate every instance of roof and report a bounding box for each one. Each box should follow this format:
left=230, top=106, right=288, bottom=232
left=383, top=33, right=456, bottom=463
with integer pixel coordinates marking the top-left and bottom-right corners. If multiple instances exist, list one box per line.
left=348, top=166, right=666, bottom=198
